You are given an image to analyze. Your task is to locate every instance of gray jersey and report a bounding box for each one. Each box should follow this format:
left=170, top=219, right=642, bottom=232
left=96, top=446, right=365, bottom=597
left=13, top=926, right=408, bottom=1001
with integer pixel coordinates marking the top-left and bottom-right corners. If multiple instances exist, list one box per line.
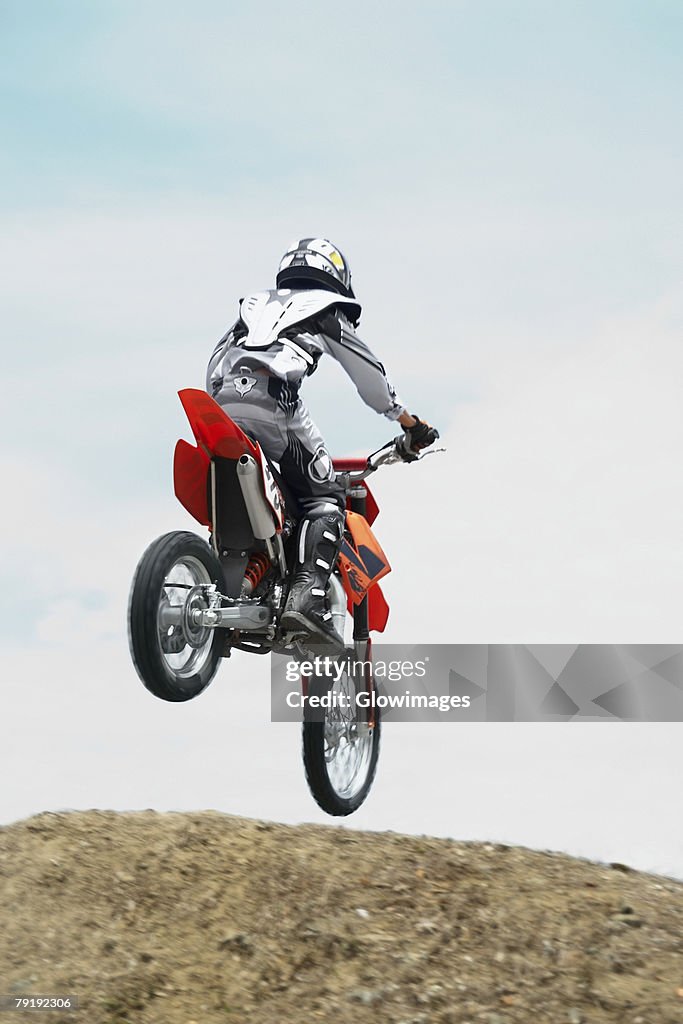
left=206, top=288, right=407, bottom=421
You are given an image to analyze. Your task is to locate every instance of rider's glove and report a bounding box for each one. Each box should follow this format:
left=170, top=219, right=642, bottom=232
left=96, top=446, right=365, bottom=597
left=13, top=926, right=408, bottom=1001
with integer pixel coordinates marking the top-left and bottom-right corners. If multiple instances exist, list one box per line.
left=404, top=415, right=440, bottom=454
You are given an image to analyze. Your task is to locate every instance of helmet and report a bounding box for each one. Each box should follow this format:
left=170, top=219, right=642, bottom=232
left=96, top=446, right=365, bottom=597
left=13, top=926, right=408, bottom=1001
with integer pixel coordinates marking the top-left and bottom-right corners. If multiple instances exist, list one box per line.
left=276, top=237, right=355, bottom=298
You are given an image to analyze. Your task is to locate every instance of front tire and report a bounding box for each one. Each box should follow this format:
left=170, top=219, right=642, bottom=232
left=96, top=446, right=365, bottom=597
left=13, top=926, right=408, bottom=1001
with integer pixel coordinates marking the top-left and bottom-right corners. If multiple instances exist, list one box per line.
left=302, top=640, right=381, bottom=816
left=128, top=531, right=225, bottom=702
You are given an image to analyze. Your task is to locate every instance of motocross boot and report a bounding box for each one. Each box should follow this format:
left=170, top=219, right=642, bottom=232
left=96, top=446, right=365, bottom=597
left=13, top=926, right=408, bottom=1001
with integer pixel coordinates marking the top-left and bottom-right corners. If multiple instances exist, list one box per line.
left=281, top=509, right=345, bottom=648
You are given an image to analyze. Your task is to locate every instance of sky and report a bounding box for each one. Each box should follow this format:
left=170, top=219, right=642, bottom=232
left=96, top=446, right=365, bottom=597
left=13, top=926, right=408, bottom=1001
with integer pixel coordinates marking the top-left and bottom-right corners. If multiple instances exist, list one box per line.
left=1, top=1, right=682, bottom=877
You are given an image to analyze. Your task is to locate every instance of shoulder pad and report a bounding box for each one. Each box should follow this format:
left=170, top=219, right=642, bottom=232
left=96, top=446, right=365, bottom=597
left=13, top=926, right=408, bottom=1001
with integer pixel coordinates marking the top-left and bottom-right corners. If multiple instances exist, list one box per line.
left=239, top=289, right=361, bottom=348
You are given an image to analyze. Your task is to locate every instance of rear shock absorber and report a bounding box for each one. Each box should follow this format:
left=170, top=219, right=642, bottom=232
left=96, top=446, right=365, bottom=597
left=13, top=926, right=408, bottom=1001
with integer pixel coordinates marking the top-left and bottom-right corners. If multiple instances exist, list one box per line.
left=241, top=551, right=271, bottom=595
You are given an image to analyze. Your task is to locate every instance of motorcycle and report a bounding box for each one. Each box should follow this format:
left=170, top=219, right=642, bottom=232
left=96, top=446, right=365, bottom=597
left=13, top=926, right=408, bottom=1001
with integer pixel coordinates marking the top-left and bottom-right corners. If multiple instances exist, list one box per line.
left=128, top=388, right=438, bottom=815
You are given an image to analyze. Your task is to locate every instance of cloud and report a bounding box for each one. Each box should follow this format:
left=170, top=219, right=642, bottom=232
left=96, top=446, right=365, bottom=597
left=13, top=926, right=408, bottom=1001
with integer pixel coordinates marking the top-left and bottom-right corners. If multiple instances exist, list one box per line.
left=374, top=284, right=683, bottom=643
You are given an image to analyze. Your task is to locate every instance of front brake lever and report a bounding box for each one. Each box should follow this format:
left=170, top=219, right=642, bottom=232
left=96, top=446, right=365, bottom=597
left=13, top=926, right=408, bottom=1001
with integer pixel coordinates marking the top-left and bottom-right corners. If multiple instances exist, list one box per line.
left=414, top=445, right=446, bottom=460
left=395, top=435, right=447, bottom=464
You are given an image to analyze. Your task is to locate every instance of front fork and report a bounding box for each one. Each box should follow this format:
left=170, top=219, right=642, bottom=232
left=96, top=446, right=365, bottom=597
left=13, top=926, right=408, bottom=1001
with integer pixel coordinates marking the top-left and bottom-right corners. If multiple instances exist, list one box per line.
left=349, top=484, right=376, bottom=730
left=299, top=486, right=376, bottom=731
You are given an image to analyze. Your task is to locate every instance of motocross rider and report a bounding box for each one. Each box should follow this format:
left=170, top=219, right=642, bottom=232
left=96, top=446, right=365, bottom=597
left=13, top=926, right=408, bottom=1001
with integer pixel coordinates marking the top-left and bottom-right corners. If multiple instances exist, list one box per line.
left=206, top=237, right=439, bottom=646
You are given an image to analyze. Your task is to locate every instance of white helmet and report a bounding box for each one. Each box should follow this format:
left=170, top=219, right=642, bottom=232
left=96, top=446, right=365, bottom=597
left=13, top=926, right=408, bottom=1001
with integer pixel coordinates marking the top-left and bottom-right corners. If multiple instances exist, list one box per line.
left=276, top=237, right=355, bottom=298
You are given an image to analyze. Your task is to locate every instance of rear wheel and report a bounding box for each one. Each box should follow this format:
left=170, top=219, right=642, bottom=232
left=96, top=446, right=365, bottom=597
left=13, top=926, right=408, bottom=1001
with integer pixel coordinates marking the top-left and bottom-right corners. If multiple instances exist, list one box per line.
left=302, top=639, right=381, bottom=816
left=128, top=531, right=225, bottom=702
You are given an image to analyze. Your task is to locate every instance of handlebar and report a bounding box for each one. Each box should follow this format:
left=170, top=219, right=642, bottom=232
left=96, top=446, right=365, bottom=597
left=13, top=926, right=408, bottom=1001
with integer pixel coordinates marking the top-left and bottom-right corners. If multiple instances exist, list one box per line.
left=335, top=435, right=444, bottom=489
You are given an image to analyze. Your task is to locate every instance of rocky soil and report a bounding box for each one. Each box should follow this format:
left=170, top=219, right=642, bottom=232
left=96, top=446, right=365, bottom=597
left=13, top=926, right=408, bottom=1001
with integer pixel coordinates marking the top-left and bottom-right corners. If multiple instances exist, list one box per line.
left=1, top=811, right=682, bottom=1023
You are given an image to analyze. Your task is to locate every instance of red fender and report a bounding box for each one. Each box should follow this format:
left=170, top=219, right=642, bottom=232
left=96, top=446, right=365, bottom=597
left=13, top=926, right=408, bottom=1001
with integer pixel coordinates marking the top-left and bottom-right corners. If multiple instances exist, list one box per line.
left=368, top=582, right=390, bottom=633
left=174, top=389, right=260, bottom=526
left=344, top=582, right=390, bottom=633
left=174, top=439, right=211, bottom=525
left=179, top=388, right=259, bottom=460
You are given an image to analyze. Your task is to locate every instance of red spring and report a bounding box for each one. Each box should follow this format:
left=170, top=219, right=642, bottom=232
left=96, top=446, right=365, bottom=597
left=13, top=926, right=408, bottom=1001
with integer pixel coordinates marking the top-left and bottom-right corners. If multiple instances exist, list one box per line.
left=242, top=551, right=271, bottom=593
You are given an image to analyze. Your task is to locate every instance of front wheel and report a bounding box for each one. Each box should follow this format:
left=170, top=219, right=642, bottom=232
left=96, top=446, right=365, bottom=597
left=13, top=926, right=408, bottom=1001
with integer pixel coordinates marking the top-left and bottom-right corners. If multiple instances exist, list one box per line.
left=128, top=531, right=225, bottom=702
left=302, top=640, right=381, bottom=816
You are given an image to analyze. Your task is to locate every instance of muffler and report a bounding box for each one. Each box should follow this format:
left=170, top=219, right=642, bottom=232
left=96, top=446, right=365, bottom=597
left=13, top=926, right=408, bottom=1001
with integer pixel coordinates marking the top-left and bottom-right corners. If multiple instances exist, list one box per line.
left=236, top=454, right=277, bottom=540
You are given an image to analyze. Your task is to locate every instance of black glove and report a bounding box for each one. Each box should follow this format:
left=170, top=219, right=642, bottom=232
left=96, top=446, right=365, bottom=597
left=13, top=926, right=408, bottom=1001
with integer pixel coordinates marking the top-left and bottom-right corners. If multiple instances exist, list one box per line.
left=403, top=415, right=440, bottom=453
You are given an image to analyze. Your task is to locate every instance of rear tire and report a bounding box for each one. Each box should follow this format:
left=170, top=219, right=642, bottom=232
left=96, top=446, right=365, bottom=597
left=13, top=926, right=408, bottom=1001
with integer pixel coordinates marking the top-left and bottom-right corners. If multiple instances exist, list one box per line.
left=128, top=531, right=225, bottom=702
left=302, top=640, right=381, bottom=816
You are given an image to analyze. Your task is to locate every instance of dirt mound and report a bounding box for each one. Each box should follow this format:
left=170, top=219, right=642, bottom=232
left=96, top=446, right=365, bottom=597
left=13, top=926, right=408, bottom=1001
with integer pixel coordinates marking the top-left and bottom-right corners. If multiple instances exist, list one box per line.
left=1, top=811, right=682, bottom=1023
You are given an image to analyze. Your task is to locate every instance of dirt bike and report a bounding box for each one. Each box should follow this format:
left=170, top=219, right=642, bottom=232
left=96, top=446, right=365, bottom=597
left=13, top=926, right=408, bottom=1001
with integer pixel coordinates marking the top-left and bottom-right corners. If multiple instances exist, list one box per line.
left=128, top=388, right=438, bottom=815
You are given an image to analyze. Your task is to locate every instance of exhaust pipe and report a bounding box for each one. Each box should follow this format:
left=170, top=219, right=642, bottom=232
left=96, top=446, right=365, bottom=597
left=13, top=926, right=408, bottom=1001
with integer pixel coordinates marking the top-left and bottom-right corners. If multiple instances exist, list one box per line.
left=237, top=454, right=277, bottom=540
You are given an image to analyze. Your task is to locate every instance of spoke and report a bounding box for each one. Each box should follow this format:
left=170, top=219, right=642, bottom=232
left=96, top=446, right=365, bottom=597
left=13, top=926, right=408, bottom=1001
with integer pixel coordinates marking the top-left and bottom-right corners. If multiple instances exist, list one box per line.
left=156, top=557, right=214, bottom=679
left=322, top=668, right=374, bottom=799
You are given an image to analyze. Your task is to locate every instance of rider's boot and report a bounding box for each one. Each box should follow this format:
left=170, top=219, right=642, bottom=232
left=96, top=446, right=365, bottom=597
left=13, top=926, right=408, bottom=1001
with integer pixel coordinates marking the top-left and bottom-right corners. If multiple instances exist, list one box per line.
left=281, top=508, right=345, bottom=648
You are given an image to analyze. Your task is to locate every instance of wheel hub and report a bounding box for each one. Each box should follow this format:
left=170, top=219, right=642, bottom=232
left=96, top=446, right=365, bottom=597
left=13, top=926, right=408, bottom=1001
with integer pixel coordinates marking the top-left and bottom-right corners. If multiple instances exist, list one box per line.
left=181, top=585, right=212, bottom=649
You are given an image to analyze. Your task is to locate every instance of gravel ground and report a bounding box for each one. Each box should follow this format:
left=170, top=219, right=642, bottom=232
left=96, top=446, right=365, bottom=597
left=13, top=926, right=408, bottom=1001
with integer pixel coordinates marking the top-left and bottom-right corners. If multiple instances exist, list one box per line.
left=1, top=810, right=682, bottom=1023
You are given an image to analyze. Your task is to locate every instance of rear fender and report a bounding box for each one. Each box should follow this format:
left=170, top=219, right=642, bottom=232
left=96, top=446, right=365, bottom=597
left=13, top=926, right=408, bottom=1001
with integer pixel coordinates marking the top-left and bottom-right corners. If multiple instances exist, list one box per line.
left=178, top=388, right=259, bottom=460
left=174, top=439, right=211, bottom=525
left=174, top=389, right=283, bottom=534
